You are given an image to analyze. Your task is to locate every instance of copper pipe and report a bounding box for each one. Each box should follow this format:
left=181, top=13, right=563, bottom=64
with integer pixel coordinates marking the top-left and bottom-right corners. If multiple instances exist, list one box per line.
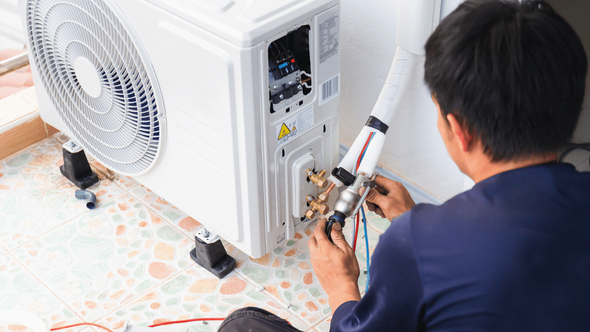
left=325, top=182, right=336, bottom=194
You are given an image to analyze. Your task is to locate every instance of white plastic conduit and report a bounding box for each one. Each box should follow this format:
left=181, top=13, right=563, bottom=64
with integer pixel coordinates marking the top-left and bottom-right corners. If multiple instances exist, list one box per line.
left=368, top=46, right=417, bottom=127
left=331, top=0, right=445, bottom=184
left=330, top=46, right=418, bottom=182
left=356, top=46, right=417, bottom=176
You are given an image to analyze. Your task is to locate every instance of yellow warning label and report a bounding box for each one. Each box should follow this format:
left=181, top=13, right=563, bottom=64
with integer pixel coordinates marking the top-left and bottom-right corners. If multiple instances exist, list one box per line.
left=292, top=126, right=297, bottom=131
left=277, top=123, right=291, bottom=140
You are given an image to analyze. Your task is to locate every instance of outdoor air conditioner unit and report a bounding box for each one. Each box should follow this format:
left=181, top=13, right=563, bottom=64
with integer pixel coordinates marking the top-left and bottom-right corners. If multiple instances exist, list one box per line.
left=19, top=0, right=341, bottom=258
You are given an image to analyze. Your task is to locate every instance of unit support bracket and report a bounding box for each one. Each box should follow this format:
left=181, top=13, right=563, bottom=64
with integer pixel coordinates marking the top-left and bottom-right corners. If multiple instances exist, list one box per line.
left=60, top=140, right=99, bottom=190
left=190, top=227, right=236, bottom=279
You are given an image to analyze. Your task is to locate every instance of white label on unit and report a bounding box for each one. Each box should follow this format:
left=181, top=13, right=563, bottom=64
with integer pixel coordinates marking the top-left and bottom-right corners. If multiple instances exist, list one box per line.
left=276, top=105, right=314, bottom=146
left=319, top=74, right=340, bottom=105
left=319, top=14, right=339, bottom=64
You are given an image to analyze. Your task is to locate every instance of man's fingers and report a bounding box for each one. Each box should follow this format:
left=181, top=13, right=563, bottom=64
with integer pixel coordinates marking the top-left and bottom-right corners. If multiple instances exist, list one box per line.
left=365, top=187, right=389, bottom=208
left=330, top=222, right=351, bottom=253
left=308, top=232, right=317, bottom=250
left=365, top=201, right=377, bottom=212
left=374, top=175, right=399, bottom=193
left=375, top=207, right=386, bottom=219
left=313, top=218, right=330, bottom=243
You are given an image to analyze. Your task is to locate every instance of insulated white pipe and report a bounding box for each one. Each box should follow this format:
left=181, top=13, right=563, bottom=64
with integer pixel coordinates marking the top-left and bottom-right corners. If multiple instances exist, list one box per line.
left=333, top=46, right=418, bottom=180
left=331, top=0, right=444, bottom=184
left=369, top=46, right=417, bottom=127
left=357, top=131, right=386, bottom=175
left=330, top=126, right=374, bottom=186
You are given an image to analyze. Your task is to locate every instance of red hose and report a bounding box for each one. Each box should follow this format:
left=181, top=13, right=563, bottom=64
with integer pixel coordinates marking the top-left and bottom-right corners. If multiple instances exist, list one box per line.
left=356, top=133, right=374, bottom=172
left=148, top=318, right=226, bottom=327
left=352, top=213, right=360, bottom=250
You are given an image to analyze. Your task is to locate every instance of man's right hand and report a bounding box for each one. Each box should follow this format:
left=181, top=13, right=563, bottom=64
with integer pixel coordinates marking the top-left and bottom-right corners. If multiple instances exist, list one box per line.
left=363, top=175, right=416, bottom=220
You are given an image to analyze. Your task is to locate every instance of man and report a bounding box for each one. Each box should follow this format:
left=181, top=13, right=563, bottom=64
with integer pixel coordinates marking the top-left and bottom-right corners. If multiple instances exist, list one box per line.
left=219, top=0, right=589, bottom=331
left=308, top=0, right=590, bottom=331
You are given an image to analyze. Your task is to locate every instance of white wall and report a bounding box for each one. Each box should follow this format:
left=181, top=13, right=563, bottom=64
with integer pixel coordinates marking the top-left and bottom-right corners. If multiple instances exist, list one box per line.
left=0, top=0, right=25, bottom=50
left=339, top=0, right=465, bottom=201
left=573, top=75, right=590, bottom=143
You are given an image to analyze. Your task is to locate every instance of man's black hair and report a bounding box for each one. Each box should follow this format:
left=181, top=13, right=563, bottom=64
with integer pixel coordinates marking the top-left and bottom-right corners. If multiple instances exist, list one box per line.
left=424, top=0, right=588, bottom=162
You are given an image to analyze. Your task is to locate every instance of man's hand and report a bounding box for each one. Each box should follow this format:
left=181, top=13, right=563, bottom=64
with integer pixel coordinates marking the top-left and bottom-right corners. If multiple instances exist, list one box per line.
left=363, top=175, right=416, bottom=220
left=308, top=218, right=361, bottom=311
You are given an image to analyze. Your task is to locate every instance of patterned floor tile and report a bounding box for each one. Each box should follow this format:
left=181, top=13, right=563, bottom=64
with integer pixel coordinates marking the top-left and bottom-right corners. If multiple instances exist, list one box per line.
left=12, top=194, right=195, bottom=322
left=97, top=267, right=309, bottom=332
left=0, top=325, right=36, bottom=332
left=0, top=254, right=83, bottom=330
left=225, top=219, right=380, bottom=327
left=313, top=315, right=331, bottom=332
left=0, top=325, right=96, bottom=332
left=128, top=186, right=202, bottom=239
left=0, top=137, right=124, bottom=250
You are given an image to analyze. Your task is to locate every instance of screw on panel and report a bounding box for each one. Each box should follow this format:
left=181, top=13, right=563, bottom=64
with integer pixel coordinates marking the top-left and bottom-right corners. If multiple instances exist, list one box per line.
left=309, top=145, right=313, bottom=150
left=279, top=94, right=284, bottom=100
left=273, top=85, right=277, bottom=90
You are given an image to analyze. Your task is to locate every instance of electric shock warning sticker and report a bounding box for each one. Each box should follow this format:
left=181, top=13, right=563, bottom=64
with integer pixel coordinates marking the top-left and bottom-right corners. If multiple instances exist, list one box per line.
left=276, top=105, right=314, bottom=147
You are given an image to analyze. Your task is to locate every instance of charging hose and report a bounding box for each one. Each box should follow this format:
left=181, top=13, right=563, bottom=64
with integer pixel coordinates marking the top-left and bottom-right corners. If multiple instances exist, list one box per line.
left=361, top=206, right=370, bottom=292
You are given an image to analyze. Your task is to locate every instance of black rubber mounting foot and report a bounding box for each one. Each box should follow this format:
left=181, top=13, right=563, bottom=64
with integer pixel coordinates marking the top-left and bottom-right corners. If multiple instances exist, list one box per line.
left=190, top=236, right=236, bottom=279
left=60, top=148, right=99, bottom=190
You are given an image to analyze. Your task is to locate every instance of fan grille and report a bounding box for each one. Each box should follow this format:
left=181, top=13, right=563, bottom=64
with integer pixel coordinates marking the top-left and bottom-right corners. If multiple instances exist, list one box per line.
left=26, top=0, right=164, bottom=175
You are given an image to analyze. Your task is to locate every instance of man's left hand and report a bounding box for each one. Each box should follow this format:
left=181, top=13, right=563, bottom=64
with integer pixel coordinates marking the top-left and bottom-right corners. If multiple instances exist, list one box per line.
left=308, top=218, right=361, bottom=311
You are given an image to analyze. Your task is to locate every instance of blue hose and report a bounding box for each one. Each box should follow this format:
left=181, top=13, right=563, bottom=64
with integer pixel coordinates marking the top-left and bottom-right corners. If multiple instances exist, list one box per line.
left=361, top=206, right=370, bottom=292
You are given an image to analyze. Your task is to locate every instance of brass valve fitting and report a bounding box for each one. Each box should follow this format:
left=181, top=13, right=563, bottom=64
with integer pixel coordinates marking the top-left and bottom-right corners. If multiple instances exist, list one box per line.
left=307, top=169, right=329, bottom=189
left=306, top=195, right=330, bottom=215
left=305, top=209, right=316, bottom=220
left=317, top=191, right=329, bottom=204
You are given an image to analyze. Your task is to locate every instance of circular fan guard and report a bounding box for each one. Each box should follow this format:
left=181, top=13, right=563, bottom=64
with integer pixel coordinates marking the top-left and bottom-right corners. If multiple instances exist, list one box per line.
left=26, top=0, right=165, bottom=175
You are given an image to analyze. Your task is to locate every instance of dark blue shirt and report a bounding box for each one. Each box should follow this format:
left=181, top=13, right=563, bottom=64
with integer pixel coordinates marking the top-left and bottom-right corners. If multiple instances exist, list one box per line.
left=332, top=163, right=590, bottom=331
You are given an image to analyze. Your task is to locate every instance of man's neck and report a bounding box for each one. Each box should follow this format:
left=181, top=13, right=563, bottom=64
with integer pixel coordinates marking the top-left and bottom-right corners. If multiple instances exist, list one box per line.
left=466, top=152, right=558, bottom=183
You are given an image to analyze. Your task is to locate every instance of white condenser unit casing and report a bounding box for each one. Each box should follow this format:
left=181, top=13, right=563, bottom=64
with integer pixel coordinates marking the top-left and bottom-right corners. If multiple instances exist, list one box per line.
left=20, top=0, right=341, bottom=258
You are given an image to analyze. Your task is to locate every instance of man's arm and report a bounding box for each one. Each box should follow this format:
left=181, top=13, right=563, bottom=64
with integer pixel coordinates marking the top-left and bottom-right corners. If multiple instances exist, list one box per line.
left=309, top=212, right=425, bottom=331
left=308, top=219, right=362, bottom=310
left=330, top=213, right=425, bottom=331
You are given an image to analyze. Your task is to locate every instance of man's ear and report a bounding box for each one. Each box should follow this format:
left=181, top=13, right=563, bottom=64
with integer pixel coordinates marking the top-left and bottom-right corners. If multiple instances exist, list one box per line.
left=446, top=114, right=472, bottom=152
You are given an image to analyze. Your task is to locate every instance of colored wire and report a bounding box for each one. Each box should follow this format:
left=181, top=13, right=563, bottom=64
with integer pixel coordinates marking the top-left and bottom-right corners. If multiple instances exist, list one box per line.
left=50, top=323, right=113, bottom=332
left=351, top=213, right=356, bottom=246
left=356, top=132, right=375, bottom=173
left=352, top=213, right=360, bottom=251
left=361, top=206, right=370, bottom=292
left=148, top=318, right=226, bottom=327
left=359, top=134, right=374, bottom=164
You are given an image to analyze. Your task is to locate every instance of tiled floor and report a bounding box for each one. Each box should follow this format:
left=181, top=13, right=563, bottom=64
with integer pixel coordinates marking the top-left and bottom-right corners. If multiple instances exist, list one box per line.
left=0, top=133, right=402, bottom=332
